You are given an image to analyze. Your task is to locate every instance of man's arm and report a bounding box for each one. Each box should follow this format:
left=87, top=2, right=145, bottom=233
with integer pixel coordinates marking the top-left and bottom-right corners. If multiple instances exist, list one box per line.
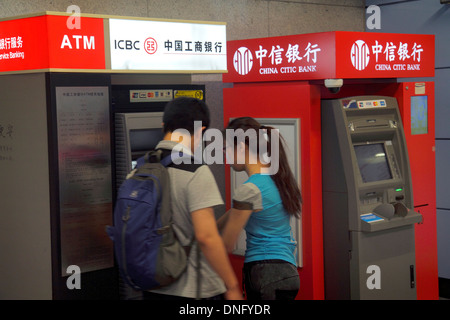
left=221, top=208, right=253, bottom=253
left=191, top=207, right=243, bottom=300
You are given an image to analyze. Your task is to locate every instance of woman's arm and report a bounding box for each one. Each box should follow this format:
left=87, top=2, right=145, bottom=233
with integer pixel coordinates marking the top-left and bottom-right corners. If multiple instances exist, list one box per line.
left=216, top=209, right=231, bottom=232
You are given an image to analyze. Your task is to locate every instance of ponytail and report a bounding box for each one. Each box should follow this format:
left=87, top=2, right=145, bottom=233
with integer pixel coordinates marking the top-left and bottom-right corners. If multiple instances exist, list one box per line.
left=264, top=125, right=302, bottom=218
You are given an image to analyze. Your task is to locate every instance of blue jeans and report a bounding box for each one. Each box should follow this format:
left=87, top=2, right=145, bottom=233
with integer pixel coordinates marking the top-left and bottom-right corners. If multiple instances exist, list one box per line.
left=243, top=259, right=300, bottom=300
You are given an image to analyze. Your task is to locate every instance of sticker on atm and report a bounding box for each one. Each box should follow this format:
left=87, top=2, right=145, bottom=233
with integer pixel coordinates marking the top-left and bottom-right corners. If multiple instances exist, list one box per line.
left=357, top=99, right=387, bottom=109
left=342, top=99, right=358, bottom=109
left=360, top=213, right=384, bottom=223
left=129, top=89, right=173, bottom=103
left=174, top=90, right=204, bottom=100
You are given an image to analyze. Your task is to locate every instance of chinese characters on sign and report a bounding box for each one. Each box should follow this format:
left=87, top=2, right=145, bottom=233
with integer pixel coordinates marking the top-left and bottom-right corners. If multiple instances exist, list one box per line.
left=62, top=91, right=104, bottom=97
left=255, top=42, right=321, bottom=66
left=0, top=123, right=13, bottom=162
left=164, top=40, right=223, bottom=53
left=370, top=40, right=423, bottom=70
left=225, top=32, right=434, bottom=83
left=0, top=36, right=23, bottom=49
left=56, top=86, right=114, bottom=274
left=351, top=39, right=425, bottom=72
left=0, top=123, right=14, bottom=138
left=234, top=41, right=322, bottom=76
left=109, top=19, right=227, bottom=71
left=256, top=42, right=321, bottom=73
left=0, top=36, right=24, bottom=60
left=0, top=145, right=13, bottom=162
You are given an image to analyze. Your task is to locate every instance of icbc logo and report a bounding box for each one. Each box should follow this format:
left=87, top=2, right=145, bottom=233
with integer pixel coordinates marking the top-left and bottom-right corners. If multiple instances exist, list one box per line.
left=114, top=40, right=140, bottom=50
left=144, top=37, right=157, bottom=54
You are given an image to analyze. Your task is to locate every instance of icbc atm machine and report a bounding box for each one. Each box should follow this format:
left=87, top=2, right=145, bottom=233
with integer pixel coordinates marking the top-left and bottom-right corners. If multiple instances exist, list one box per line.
left=0, top=12, right=224, bottom=300
left=223, top=31, right=438, bottom=300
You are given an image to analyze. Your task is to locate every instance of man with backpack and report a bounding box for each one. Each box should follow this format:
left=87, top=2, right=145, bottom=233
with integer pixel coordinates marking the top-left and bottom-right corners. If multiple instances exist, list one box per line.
left=141, top=97, right=242, bottom=300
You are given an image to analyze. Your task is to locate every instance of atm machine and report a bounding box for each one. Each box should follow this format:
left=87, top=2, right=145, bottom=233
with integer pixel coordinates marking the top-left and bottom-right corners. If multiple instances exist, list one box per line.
left=222, top=30, right=437, bottom=300
left=111, top=84, right=205, bottom=188
left=111, top=84, right=205, bottom=299
left=0, top=11, right=224, bottom=300
left=321, top=96, right=422, bottom=299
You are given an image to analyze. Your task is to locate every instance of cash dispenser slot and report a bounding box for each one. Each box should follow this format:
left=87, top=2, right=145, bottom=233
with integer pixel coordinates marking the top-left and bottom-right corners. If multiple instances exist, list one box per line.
left=360, top=198, right=422, bottom=232
left=353, top=118, right=390, bottom=130
left=348, top=118, right=398, bottom=132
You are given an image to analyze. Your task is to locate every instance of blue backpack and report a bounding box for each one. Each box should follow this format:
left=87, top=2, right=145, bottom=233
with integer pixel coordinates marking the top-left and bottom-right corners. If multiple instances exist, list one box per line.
left=106, top=149, right=189, bottom=291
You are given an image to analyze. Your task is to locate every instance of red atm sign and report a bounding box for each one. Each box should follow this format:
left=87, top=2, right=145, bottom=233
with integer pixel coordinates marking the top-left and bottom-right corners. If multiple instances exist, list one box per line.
left=0, top=14, right=105, bottom=72
left=335, top=32, right=434, bottom=79
left=223, top=31, right=435, bottom=83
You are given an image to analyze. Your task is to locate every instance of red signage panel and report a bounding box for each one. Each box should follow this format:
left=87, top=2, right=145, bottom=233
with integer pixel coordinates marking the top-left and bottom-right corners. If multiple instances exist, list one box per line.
left=335, top=31, right=434, bottom=79
left=223, top=31, right=435, bottom=83
left=46, top=15, right=106, bottom=70
left=0, top=16, right=49, bottom=72
left=222, top=32, right=337, bottom=83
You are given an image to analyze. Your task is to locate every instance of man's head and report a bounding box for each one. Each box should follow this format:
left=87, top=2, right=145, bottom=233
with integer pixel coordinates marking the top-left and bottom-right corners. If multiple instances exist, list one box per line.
left=163, top=97, right=210, bottom=134
left=162, top=97, right=210, bottom=153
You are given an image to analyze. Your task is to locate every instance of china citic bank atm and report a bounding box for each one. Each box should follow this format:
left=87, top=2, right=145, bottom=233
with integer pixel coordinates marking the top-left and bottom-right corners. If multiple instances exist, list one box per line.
left=322, top=96, right=421, bottom=299
left=223, top=31, right=439, bottom=300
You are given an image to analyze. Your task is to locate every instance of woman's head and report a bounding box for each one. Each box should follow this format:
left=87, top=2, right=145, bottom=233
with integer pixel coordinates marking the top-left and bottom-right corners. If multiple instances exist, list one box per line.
left=225, top=117, right=302, bottom=217
left=224, top=117, right=262, bottom=172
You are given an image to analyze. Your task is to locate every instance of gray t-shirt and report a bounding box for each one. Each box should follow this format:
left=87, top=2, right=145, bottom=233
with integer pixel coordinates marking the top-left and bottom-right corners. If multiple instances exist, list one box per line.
left=149, top=140, right=226, bottom=298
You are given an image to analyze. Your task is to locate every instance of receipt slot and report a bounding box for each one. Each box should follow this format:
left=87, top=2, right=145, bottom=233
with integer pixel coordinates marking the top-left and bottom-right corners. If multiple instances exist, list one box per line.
left=322, top=96, right=422, bottom=300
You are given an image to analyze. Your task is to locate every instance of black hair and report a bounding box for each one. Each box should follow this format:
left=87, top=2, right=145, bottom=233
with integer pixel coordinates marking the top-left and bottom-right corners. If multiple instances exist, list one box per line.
left=226, top=117, right=302, bottom=217
left=163, top=97, right=210, bottom=134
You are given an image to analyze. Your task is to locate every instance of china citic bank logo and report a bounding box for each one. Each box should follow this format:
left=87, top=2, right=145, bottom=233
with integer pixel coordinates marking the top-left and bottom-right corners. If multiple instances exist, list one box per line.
left=351, top=40, right=370, bottom=71
left=233, top=47, right=253, bottom=75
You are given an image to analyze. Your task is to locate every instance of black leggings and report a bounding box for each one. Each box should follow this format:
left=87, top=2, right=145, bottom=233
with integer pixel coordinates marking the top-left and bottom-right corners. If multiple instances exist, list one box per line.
left=243, top=259, right=300, bottom=300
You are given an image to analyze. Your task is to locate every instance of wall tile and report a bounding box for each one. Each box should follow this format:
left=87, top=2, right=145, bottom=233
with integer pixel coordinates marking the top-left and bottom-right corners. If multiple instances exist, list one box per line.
left=437, top=209, right=450, bottom=278
left=268, top=1, right=364, bottom=36
left=0, top=0, right=148, bottom=19
left=436, top=140, right=450, bottom=209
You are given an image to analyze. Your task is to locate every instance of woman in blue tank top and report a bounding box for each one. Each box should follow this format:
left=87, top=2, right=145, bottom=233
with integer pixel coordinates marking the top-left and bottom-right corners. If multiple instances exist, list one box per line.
left=219, top=117, right=302, bottom=300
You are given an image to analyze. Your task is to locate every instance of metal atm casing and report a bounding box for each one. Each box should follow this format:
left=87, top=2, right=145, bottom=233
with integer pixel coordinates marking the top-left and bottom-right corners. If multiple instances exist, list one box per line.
left=322, top=96, right=422, bottom=300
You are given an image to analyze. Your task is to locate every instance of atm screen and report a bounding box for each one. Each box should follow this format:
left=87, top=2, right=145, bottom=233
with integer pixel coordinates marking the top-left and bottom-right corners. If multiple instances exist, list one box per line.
left=129, top=128, right=164, bottom=158
left=354, top=143, right=393, bottom=183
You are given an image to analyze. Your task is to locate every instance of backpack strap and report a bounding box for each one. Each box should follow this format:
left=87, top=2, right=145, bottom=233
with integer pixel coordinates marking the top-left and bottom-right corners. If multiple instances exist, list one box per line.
left=144, top=149, right=164, bottom=163
left=182, top=238, right=201, bottom=300
left=196, top=242, right=201, bottom=300
left=143, top=148, right=193, bottom=168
